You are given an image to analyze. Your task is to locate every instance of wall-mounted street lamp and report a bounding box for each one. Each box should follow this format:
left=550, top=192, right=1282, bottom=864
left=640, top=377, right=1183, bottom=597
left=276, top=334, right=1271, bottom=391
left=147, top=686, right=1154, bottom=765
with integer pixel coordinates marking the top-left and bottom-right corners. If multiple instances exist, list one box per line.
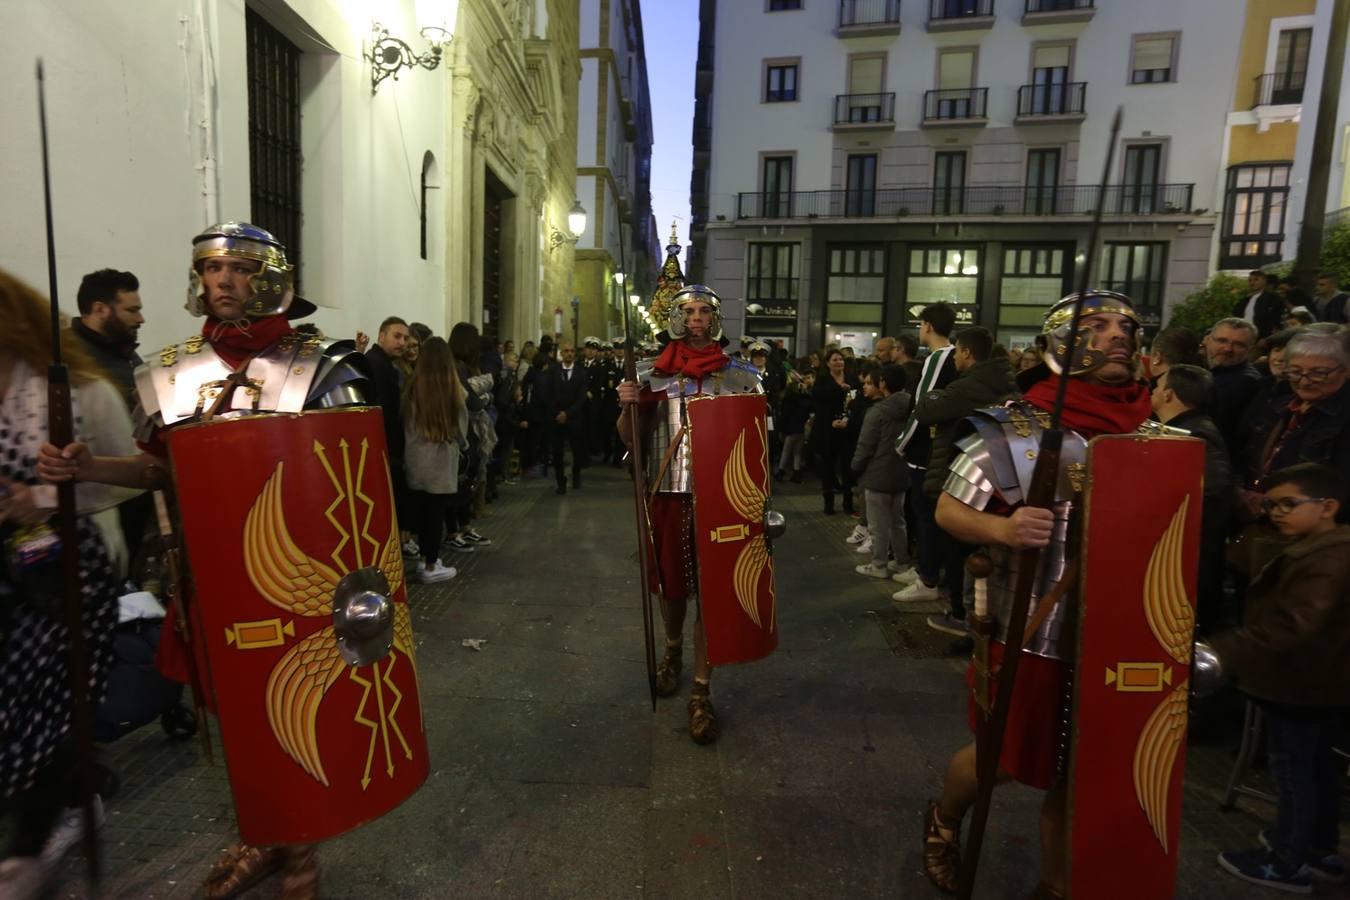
left=368, top=13, right=456, bottom=94
left=628, top=293, right=640, bottom=306
left=549, top=200, right=588, bottom=252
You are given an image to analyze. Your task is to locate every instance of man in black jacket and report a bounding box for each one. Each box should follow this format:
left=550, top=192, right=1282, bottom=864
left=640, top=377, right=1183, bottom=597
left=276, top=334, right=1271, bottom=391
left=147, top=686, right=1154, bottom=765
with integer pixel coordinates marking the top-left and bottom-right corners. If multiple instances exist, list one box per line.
left=367, top=317, right=411, bottom=539
left=1204, top=317, right=1263, bottom=453
left=70, top=268, right=144, bottom=410
left=543, top=341, right=590, bottom=494
left=1232, top=269, right=1285, bottom=339
left=1312, top=272, right=1349, bottom=324
left=1152, top=364, right=1233, bottom=632
left=914, top=327, right=1018, bottom=634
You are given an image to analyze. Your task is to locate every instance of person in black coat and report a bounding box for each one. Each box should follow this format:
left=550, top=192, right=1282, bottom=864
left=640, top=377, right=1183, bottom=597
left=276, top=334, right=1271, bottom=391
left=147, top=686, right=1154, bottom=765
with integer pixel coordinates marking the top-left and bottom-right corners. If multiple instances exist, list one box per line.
left=1151, top=364, right=1234, bottom=633
left=808, top=349, right=860, bottom=514
left=1232, top=270, right=1285, bottom=339
left=1204, top=317, right=1263, bottom=453
left=367, top=316, right=411, bottom=537
left=542, top=341, right=590, bottom=494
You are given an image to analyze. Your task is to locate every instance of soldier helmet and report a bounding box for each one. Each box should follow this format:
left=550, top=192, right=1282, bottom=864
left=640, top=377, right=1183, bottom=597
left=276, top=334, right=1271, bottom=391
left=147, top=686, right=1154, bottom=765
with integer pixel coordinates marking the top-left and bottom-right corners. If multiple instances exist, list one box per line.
left=583, top=336, right=603, bottom=350
left=1042, top=290, right=1141, bottom=377
left=667, top=284, right=724, bottom=341
left=187, top=222, right=316, bottom=319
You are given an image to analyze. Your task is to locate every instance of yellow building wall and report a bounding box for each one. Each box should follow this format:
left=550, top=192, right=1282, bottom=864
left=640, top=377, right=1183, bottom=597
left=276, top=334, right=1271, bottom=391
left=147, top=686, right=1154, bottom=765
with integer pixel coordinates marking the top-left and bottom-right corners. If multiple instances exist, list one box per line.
left=1233, top=0, right=1316, bottom=111
left=1228, top=121, right=1300, bottom=165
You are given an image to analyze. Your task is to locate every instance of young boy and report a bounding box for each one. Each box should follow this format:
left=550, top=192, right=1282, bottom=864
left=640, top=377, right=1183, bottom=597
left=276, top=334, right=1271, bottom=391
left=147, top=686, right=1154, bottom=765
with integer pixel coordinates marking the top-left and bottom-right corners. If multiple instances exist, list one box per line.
left=1210, top=462, right=1350, bottom=894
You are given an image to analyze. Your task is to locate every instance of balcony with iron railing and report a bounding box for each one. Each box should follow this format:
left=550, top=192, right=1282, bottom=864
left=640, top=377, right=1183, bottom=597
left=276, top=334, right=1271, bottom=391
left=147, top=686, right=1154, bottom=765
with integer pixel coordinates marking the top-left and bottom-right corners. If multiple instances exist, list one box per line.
left=1022, top=0, right=1094, bottom=24
left=734, top=183, right=1196, bottom=220
left=928, top=0, right=995, bottom=31
left=1253, top=71, right=1306, bottom=108
left=833, top=92, right=897, bottom=131
left=838, top=0, right=902, bottom=35
left=1016, top=82, right=1087, bottom=122
left=922, top=88, right=988, bottom=126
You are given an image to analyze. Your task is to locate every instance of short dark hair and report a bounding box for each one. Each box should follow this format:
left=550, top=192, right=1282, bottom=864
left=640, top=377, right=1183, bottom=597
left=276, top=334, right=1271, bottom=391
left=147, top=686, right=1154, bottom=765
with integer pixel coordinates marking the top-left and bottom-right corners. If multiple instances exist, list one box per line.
left=76, top=268, right=139, bottom=316
left=920, top=302, right=956, bottom=337
left=1265, top=463, right=1345, bottom=505
left=379, top=316, right=408, bottom=334
left=896, top=334, right=919, bottom=359
left=409, top=322, right=432, bottom=341
left=955, top=326, right=994, bottom=362
left=1162, top=364, right=1211, bottom=411
left=879, top=363, right=907, bottom=394
left=1151, top=327, right=1205, bottom=367
left=1249, top=269, right=1268, bottom=281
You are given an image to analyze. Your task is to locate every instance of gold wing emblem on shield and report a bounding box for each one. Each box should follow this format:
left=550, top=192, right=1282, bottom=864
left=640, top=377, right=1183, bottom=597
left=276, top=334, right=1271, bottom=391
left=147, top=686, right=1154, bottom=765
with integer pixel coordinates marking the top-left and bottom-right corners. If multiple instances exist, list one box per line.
left=245, top=456, right=417, bottom=787
left=1133, top=496, right=1195, bottom=852
left=723, top=421, right=775, bottom=631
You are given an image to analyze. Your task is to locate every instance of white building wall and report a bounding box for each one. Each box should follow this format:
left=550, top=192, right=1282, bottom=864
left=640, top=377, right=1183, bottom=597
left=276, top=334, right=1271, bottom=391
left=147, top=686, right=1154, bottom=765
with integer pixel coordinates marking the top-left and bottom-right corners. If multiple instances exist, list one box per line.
left=707, top=0, right=1243, bottom=218
left=0, top=0, right=451, bottom=355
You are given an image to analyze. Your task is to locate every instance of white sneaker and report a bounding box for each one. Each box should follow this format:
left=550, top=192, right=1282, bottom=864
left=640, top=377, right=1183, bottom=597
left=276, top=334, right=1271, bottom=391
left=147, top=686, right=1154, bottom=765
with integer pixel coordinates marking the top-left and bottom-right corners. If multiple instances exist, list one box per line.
left=854, top=537, right=873, bottom=555
left=855, top=563, right=889, bottom=579
left=892, top=580, right=942, bottom=603
left=39, top=795, right=105, bottom=870
left=845, top=524, right=869, bottom=545
left=401, top=539, right=420, bottom=557
left=887, top=560, right=908, bottom=574
left=414, top=560, right=457, bottom=583
left=891, top=567, right=920, bottom=585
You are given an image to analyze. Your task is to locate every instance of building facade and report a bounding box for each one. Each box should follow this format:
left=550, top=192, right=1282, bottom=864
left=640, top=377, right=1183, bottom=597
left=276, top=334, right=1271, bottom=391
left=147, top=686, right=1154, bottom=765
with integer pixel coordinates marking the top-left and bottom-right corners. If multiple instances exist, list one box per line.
left=1, top=0, right=579, bottom=353
left=572, top=0, right=658, bottom=346
left=690, top=0, right=1246, bottom=352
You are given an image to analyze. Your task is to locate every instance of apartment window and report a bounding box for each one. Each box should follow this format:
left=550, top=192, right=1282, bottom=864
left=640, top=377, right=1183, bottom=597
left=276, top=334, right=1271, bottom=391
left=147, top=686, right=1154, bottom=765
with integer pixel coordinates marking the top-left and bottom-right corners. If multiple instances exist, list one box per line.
left=1030, top=45, right=1071, bottom=113
left=747, top=244, right=801, bottom=318
left=827, top=246, right=887, bottom=331
left=246, top=9, right=303, bottom=276
left=1130, top=34, right=1177, bottom=84
left=906, top=247, right=980, bottom=327
left=999, top=246, right=1070, bottom=333
left=1122, top=143, right=1162, bottom=213
left=1221, top=163, right=1291, bottom=268
left=845, top=154, right=877, bottom=217
left=765, top=63, right=799, bottom=102
left=1272, top=29, right=1312, bottom=103
left=768, top=0, right=803, bottom=9
left=762, top=155, right=794, bottom=217
left=934, top=151, right=966, bottom=215
left=1103, top=242, right=1167, bottom=323
left=1025, top=149, right=1061, bottom=214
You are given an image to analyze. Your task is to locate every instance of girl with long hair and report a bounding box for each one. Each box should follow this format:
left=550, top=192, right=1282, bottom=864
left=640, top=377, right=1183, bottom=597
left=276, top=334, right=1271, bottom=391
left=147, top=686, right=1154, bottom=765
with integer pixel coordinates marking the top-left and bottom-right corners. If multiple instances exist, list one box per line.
left=401, top=337, right=468, bottom=583
left=2, top=269, right=137, bottom=884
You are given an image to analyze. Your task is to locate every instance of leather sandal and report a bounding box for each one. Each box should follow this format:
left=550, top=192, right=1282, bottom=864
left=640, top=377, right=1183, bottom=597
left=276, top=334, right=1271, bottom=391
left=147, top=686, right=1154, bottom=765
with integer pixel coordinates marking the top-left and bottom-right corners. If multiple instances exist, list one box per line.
left=655, top=642, right=683, bottom=697
left=922, top=800, right=962, bottom=894
left=688, top=680, right=720, bottom=745
left=202, top=843, right=284, bottom=900
left=280, top=843, right=320, bottom=899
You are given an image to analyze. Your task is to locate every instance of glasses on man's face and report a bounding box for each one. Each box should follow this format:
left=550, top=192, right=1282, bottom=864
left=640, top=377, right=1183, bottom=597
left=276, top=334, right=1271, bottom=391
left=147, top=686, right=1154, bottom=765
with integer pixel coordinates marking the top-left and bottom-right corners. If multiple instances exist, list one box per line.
left=1260, top=496, right=1328, bottom=515
left=1285, top=366, right=1344, bottom=384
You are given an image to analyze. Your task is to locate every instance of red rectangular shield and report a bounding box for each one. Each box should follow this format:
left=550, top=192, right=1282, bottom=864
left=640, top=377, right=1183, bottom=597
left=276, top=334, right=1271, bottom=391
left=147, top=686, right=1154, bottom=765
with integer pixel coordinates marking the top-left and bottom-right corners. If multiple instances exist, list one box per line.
left=169, top=408, right=429, bottom=845
left=687, top=393, right=779, bottom=666
left=1068, top=434, right=1205, bottom=899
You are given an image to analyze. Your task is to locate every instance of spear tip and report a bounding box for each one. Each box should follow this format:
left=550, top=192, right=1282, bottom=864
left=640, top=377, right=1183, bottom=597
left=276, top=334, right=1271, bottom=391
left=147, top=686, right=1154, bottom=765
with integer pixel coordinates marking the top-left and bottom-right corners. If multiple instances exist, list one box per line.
left=36, top=58, right=44, bottom=81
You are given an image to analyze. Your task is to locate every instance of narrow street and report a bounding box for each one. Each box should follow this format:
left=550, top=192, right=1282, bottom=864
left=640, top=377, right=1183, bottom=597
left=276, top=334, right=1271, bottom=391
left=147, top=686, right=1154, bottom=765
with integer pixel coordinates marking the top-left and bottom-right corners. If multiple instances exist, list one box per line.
left=70, top=468, right=1283, bottom=899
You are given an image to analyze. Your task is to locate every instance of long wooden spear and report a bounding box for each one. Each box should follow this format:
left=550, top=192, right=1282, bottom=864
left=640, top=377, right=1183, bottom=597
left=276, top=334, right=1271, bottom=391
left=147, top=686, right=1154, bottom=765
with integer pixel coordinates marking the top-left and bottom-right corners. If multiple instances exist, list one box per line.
left=957, top=106, right=1124, bottom=899
left=616, top=222, right=658, bottom=710
left=36, top=58, right=103, bottom=889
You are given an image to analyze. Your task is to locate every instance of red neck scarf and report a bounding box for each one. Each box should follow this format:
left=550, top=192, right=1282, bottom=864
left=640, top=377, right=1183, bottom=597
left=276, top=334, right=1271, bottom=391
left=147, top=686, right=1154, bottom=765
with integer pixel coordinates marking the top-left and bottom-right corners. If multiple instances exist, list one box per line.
left=653, top=339, right=729, bottom=379
left=203, top=315, right=294, bottom=369
left=1023, top=374, right=1153, bottom=439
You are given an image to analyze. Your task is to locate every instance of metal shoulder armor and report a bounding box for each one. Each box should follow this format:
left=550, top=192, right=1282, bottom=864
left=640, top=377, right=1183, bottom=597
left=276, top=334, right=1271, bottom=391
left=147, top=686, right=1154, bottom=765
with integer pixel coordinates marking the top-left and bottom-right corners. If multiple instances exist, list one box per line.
left=712, top=356, right=765, bottom=395
left=942, top=400, right=1088, bottom=508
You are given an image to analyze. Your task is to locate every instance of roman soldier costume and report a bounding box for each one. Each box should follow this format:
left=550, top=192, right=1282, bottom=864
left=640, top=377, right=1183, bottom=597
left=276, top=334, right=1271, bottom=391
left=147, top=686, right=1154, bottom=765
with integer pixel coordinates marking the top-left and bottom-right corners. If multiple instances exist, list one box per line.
left=923, top=291, right=1206, bottom=898
left=625, top=236, right=782, bottom=744
left=137, top=223, right=428, bottom=899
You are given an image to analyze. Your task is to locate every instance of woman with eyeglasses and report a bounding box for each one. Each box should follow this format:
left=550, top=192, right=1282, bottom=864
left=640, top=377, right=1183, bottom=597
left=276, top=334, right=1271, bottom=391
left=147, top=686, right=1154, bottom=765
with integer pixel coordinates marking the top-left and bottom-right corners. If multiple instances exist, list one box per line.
left=1239, top=328, right=1350, bottom=521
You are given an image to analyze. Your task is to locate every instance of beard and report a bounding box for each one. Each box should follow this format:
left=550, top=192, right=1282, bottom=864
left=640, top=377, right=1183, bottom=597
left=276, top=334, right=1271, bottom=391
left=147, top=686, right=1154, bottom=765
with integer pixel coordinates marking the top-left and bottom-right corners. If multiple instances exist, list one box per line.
left=103, top=316, right=139, bottom=347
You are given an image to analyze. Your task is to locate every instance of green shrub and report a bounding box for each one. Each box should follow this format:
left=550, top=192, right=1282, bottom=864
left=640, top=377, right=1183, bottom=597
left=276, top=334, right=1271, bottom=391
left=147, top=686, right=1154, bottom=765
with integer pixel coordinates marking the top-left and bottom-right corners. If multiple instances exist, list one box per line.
left=1165, top=273, right=1248, bottom=334
left=1318, top=222, right=1350, bottom=285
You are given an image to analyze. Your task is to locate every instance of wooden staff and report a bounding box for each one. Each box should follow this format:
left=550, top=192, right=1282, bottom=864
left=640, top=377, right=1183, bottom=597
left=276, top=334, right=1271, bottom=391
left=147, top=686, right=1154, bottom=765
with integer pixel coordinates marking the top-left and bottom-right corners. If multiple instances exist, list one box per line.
left=36, top=58, right=102, bottom=889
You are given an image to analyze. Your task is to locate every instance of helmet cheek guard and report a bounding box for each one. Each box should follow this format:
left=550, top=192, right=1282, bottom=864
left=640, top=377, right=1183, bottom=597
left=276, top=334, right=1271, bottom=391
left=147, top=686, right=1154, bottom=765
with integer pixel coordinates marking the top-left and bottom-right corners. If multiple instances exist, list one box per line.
left=1043, top=290, right=1141, bottom=377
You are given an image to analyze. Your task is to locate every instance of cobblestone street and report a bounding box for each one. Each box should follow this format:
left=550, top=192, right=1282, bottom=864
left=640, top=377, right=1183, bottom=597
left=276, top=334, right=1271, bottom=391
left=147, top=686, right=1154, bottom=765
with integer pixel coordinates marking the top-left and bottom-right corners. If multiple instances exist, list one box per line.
left=49, top=467, right=1344, bottom=898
